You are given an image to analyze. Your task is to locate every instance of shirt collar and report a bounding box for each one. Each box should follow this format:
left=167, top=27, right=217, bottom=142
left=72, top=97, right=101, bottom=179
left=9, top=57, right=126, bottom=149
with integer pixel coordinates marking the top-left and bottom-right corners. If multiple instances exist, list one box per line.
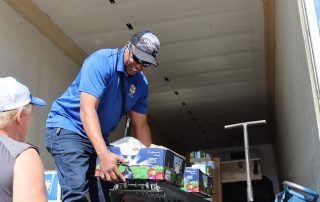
left=116, top=47, right=127, bottom=76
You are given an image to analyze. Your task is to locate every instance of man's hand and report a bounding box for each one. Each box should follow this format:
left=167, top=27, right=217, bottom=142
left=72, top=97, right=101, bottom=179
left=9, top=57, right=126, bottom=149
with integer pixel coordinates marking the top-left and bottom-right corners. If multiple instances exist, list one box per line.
left=98, top=151, right=127, bottom=182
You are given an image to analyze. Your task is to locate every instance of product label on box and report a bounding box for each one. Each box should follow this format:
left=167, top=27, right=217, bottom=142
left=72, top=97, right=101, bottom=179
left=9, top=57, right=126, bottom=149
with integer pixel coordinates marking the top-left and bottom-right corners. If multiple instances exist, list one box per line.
left=181, top=167, right=200, bottom=192
left=110, top=147, right=164, bottom=166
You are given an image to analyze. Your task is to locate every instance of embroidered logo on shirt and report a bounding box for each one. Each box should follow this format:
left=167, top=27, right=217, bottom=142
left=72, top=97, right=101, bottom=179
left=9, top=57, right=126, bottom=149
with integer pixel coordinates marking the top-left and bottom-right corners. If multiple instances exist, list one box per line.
left=129, top=84, right=136, bottom=97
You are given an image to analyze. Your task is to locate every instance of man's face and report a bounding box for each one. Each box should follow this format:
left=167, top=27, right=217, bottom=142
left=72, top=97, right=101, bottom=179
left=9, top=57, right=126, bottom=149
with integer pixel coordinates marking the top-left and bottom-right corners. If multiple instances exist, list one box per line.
left=125, top=50, right=151, bottom=76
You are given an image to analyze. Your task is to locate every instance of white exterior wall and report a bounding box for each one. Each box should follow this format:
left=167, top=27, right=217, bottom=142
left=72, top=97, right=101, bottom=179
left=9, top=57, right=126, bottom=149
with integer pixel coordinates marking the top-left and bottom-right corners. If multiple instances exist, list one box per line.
left=0, top=0, right=80, bottom=169
left=275, top=0, right=320, bottom=192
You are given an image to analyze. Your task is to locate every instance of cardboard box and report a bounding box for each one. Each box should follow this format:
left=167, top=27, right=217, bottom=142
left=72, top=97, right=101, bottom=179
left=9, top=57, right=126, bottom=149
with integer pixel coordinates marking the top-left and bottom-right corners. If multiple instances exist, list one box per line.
left=221, top=158, right=262, bottom=183
left=96, top=146, right=186, bottom=186
left=191, top=164, right=212, bottom=175
left=181, top=167, right=213, bottom=196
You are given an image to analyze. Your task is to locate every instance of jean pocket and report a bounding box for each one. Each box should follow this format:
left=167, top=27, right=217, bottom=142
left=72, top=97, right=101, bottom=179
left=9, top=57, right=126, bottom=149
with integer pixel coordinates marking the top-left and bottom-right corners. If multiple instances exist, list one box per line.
left=44, top=128, right=58, bottom=154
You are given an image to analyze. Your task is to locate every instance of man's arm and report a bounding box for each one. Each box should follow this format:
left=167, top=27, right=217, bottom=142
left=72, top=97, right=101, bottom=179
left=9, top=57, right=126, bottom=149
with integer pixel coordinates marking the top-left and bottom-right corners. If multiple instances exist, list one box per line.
left=13, top=148, right=47, bottom=202
left=129, top=110, right=152, bottom=147
left=80, top=92, right=126, bottom=182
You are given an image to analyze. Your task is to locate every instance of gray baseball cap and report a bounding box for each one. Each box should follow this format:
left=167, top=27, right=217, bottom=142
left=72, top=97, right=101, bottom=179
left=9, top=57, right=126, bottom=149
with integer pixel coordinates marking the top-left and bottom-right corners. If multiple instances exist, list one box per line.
left=130, top=31, right=160, bottom=66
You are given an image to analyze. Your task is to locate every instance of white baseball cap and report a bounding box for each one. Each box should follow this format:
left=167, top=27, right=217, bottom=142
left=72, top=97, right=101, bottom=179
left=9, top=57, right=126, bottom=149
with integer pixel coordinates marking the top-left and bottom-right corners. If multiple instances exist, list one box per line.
left=0, top=76, right=47, bottom=112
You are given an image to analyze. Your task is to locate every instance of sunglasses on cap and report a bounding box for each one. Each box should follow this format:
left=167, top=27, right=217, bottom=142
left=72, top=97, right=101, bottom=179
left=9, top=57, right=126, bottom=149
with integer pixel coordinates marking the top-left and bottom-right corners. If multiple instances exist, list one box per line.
left=132, top=53, right=152, bottom=67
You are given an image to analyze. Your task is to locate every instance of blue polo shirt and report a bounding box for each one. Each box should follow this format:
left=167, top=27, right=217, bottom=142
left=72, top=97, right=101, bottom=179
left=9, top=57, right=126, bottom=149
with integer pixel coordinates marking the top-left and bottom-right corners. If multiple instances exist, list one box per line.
left=46, top=48, right=148, bottom=142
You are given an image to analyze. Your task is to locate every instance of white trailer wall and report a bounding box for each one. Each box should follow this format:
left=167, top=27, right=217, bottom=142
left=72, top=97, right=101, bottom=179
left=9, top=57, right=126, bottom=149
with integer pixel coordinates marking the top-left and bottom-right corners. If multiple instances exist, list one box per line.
left=275, top=0, right=320, bottom=192
left=0, top=0, right=80, bottom=169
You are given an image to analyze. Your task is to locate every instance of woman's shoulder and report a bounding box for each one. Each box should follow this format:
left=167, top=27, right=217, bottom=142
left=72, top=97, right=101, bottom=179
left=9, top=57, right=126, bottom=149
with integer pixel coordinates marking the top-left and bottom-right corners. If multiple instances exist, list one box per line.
left=0, top=136, right=36, bottom=158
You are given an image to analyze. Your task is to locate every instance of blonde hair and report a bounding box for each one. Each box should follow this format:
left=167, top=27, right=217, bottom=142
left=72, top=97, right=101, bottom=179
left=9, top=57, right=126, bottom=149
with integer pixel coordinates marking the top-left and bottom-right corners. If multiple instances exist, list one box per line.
left=0, top=103, right=32, bottom=128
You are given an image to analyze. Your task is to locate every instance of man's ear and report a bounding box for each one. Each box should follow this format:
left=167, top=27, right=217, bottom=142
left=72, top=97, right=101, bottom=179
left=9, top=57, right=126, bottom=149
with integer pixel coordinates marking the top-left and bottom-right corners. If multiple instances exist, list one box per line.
left=127, top=41, right=132, bottom=49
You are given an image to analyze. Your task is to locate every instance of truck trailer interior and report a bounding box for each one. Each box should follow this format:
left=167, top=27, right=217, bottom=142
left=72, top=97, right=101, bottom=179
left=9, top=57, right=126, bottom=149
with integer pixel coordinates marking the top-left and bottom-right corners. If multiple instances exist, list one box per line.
left=1, top=0, right=320, bottom=201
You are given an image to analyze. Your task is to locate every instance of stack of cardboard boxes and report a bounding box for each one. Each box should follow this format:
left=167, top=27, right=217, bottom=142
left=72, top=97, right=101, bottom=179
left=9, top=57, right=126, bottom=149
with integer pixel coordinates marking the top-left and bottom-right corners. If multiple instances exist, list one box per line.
left=182, top=151, right=222, bottom=202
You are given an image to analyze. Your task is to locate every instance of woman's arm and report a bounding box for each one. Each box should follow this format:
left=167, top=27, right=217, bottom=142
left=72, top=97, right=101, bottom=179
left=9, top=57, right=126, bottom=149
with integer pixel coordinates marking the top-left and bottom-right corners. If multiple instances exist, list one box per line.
left=13, top=148, right=47, bottom=202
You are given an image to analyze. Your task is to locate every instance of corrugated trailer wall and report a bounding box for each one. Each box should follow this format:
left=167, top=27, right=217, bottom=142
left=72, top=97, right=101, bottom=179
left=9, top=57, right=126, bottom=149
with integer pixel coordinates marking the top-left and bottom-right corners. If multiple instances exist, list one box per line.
left=275, top=0, right=320, bottom=192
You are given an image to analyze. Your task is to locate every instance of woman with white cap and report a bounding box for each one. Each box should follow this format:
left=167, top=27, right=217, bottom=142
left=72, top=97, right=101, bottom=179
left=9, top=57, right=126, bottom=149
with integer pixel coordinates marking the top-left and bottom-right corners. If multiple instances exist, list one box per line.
left=0, top=76, right=47, bottom=202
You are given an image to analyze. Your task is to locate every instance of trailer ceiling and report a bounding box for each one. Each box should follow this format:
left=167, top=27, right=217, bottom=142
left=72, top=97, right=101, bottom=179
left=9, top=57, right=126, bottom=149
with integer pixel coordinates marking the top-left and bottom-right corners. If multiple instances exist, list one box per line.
left=6, top=0, right=275, bottom=152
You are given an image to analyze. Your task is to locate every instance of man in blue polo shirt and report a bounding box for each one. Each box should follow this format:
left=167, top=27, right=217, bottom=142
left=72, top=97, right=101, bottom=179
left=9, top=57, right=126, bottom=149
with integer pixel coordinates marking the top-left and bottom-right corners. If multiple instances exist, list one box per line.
left=44, top=31, right=160, bottom=202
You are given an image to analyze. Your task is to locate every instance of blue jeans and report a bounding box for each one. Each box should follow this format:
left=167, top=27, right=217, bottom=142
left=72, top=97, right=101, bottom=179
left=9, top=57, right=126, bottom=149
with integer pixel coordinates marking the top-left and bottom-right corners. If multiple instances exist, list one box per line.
left=44, top=127, right=114, bottom=202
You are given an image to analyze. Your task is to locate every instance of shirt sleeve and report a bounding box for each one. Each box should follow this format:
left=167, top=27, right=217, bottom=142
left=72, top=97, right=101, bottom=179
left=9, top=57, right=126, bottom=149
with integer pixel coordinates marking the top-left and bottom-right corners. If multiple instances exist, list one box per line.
left=78, top=52, right=114, bottom=99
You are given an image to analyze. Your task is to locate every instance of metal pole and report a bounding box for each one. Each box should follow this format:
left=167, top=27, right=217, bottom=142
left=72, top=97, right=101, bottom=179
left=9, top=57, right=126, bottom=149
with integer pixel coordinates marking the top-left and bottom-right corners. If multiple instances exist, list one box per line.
left=124, top=116, right=131, bottom=137
left=224, top=120, right=266, bottom=202
left=243, top=124, right=253, bottom=202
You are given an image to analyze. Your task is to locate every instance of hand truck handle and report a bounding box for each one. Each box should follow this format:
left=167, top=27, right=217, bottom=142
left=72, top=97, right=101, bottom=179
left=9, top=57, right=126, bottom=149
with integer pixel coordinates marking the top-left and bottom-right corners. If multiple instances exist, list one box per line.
left=283, top=181, right=319, bottom=202
left=224, top=120, right=266, bottom=129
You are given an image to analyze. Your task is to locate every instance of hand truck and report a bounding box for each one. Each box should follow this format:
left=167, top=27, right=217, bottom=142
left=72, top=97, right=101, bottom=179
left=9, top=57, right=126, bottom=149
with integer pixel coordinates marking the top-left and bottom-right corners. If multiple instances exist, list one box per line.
left=224, top=120, right=267, bottom=202
left=275, top=181, right=319, bottom=202
left=109, top=179, right=211, bottom=202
